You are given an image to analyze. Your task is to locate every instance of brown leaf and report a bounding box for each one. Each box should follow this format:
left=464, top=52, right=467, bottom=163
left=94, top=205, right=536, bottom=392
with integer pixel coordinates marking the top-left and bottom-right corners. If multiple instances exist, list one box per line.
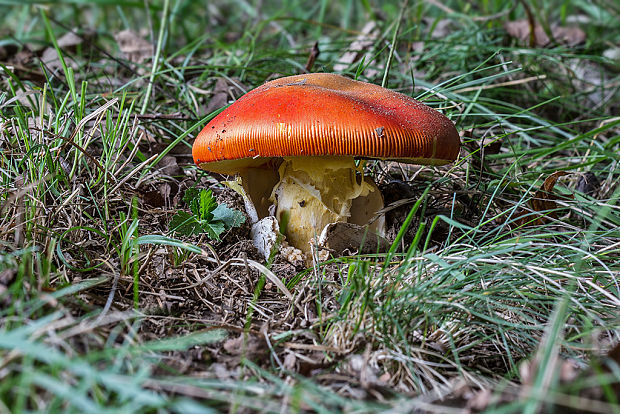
left=530, top=171, right=573, bottom=222
left=565, top=59, right=612, bottom=106
left=140, top=181, right=180, bottom=209
left=222, top=333, right=267, bottom=363
left=41, top=31, right=82, bottom=65
left=15, top=51, right=34, bottom=68
left=482, top=137, right=502, bottom=155
left=158, top=155, right=182, bottom=177
left=283, top=352, right=296, bottom=370
left=41, top=30, right=94, bottom=70
left=427, top=19, right=455, bottom=39
left=0, top=269, right=17, bottom=308
left=559, top=359, right=579, bottom=383
left=553, top=26, right=587, bottom=47
left=515, top=171, right=573, bottom=227
left=205, top=78, right=231, bottom=114
left=504, top=20, right=585, bottom=47
left=554, top=344, right=620, bottom=406
left=607, top=342, right=620, bottom=365
left=0, top=268, right=16, bottom=287
left=519, top=358, right=534, bottom=386
left=504, top=20, right=549, bottom=46
left=575, top=172, right=600, bottom=196
left=334, top=21, right=379, bottom=75
left=114, top=30, right=152, bottom=63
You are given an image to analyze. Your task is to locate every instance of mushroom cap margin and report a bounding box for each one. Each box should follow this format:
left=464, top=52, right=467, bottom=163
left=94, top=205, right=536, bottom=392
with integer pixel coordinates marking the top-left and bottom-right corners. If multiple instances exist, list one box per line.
left=193, top=73, right=460, bottom=175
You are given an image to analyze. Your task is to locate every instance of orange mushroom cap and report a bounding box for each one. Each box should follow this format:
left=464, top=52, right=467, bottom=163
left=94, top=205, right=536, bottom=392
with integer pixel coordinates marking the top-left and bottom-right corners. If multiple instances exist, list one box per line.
left=193, top=73, right=460, bottom=174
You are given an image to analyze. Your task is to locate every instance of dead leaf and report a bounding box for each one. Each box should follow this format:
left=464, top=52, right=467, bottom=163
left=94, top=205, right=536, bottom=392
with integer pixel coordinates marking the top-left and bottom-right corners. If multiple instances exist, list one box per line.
left=607, top=342, right=620, bottom=365
left=334, top=21, right=379, bottom=76
left=205, top=78, right=231, bottom=114
left=139, top=181, right=180, bottom=209
left=552, top=26, right=587, bottom=47
left=575, top=172, right=600, bottom=196
left=41, top=31, right=82, bottom=67
left=482, top=137, right=502, bottom=155
left=504, top=20, right=585, bottom=47
left=114, top=29, right=152, bottom=63
left=531, top=171, right=571, bottom=216
left=378, top=371, right=391, bottom=383
left=468, top=388, right=493, bottom=411
left=41, top=30, right=94, bottom=71
left=0, top=269, right=17, bottom=308
left=158, top=155, right=182, bottom=177
left=409, top=41, right=425, bottom=62
left=519, top=358, right=534, bottom=386
left=212, top=362, right=239, bottom=380
left=141, top=183, right=167, bottom=208
left=344, top=353, right=380, bottom=387
left=0, top=268, right=16, bottom=287
left=222, top=333, right=267, bottom=362
left=427, top=18, right=455, bottom=39
left=549, top=344, right=620, bottom=407
left=515, top=171, right=573, bottom=227
left=504, top=20, right=549, bottom=47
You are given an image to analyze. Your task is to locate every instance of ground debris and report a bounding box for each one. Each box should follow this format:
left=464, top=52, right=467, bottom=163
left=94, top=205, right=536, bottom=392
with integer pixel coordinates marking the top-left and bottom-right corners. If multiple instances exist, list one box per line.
left=41, top=29, right=95, bottom=70
left=114, top=29, right=153, bottom=63
left=514, top=171, right=573, bottom=227
left=333, top=21, right=379, bottom=76
left=576, top=172, right=601, bottom=197
left=504, top=20, right=586, bottom=47
left=1, top=4, right=618, bottom=411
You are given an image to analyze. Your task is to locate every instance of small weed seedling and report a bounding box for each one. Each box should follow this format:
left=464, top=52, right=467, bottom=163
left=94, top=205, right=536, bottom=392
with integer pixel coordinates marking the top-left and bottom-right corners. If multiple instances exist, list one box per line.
left=170, top=188, right=245, bottom=240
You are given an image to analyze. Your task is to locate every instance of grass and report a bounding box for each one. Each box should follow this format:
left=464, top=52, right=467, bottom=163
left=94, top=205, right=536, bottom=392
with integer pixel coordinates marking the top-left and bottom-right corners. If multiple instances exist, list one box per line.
left=1, top=0, right=619, bottom=412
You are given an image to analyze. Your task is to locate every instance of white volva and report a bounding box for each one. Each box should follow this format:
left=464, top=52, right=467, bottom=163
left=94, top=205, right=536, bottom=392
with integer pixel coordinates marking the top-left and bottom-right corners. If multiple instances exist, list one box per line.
left=271, top=156, right=382, bottom=254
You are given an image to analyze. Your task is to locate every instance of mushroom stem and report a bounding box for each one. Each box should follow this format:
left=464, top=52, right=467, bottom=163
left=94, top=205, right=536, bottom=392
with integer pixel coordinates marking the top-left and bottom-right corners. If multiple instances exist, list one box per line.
left=223, top=176, right=260, bottom=224
left=238, top=167, right=280, bottom=221
left=271, top=156, right=380, bottom=254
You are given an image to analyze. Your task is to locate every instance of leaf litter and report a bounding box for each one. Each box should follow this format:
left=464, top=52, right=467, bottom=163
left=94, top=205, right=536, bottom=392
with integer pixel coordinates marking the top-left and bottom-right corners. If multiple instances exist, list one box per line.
left=504, top=19, right=586, bottom=47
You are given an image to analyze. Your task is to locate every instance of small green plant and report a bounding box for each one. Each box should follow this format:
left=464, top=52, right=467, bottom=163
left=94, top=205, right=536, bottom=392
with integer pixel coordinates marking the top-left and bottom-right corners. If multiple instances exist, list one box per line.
left=170, top=188, right=245, bottom=240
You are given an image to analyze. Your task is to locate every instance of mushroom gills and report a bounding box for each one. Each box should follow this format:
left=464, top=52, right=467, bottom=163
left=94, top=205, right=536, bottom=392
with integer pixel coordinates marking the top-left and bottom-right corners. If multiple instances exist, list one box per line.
left=271, top=156, right=385, bottom=254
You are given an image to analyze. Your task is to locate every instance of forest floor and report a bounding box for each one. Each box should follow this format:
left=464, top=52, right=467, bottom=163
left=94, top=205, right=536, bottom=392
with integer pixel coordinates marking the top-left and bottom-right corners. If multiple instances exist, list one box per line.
left=1, top=1, right=619, bottom=412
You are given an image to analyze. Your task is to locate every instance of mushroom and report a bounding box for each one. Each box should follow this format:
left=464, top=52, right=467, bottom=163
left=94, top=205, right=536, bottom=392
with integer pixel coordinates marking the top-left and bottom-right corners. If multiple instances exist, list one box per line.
left=193, top=73, right=459, bottom=258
